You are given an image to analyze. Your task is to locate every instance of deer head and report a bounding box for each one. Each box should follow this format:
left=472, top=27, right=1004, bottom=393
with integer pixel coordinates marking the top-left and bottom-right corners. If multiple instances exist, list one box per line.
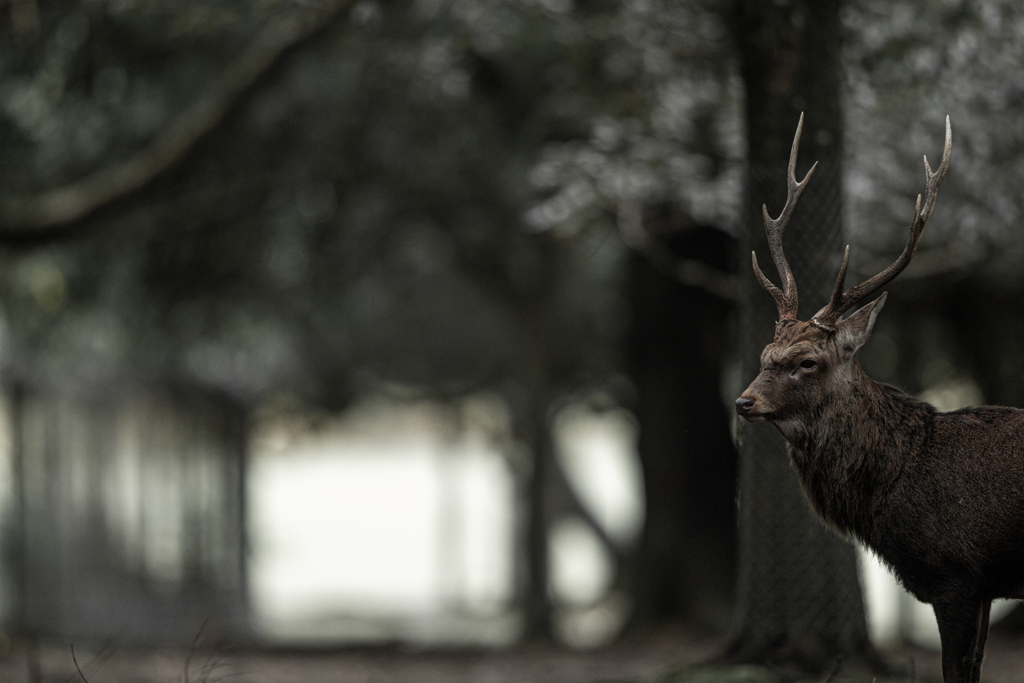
left=735, top=114, right=951, bottom=427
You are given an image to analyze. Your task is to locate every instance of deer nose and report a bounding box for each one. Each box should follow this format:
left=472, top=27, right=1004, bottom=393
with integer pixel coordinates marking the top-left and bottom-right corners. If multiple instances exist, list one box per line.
left=735, top=397, right=755, bottom=415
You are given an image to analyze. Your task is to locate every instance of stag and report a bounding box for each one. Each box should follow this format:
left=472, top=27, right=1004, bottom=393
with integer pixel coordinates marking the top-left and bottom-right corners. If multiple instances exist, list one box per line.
left=735, top=115, right=1024, bottom=683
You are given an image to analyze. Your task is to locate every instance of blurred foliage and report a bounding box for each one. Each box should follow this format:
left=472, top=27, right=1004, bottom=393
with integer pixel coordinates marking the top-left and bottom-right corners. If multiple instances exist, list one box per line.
left=0, top=0, right=741, bottom=408
left=0, top=0, right=1022, bottom=408
left=843, top=0, right=1024, bottom=289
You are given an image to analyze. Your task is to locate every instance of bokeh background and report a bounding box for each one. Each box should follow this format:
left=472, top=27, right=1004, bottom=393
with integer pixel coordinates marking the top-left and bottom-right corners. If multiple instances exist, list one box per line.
left=1, top=0, right=1024, bottom=680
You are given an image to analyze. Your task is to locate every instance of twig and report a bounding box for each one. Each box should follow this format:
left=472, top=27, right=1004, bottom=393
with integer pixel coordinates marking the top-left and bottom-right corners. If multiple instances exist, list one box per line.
left=89, top=634, right=119, bottom=675
left=765, top=661, right=795, bottom=683
left=183, top=617, right=210, bottom=683
left=71, top=644, right=90, bottom=683
left=0, top=1, right=351, bottom=232
left=196, top=654, right=234, bottom=683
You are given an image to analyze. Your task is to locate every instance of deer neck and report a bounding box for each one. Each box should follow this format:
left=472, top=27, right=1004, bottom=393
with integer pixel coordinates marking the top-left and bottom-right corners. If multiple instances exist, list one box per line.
left=778, top=363, right=930, bottom=538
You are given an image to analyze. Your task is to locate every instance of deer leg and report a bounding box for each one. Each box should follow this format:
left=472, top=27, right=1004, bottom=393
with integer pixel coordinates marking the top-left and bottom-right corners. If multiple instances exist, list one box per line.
left=970, top=599, right=991, bottom=683
left=933, top=596, right=986, bottom=683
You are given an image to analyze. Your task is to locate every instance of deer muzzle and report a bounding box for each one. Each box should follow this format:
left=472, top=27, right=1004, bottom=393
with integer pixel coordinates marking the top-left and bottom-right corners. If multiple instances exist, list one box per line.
left=735, top=391, right=770, bottom=421
left=735, top=396, right=755, bottom=415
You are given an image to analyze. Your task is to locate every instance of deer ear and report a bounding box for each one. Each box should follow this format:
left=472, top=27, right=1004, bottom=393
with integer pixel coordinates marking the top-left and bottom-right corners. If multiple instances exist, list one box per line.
left=837, top=292, right=887, bottom=352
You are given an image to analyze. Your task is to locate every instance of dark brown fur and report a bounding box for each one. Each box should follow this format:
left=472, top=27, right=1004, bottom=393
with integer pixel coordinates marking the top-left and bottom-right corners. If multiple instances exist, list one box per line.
left=738, top=302, right=1024, bottom=683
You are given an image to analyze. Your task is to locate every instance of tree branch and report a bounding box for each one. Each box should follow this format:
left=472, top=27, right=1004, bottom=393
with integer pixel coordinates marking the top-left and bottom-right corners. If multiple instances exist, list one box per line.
left=617, top=200, right=738, bottom=301
left=0, top=1, right=350, bottom=232
left=548, top=438, right=630, bottom=555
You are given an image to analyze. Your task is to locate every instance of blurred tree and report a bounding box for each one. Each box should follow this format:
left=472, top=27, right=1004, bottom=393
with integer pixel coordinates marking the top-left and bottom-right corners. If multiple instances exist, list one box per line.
left=518, top=0, right=744, bottom=633
left=627, top=212, right=737, bottom=631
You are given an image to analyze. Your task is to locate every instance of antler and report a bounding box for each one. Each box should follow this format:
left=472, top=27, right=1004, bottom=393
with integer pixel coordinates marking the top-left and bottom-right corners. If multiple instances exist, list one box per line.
left=811, top=116, right=952, bottom=330
left=752, top=113, right=818, bottom=322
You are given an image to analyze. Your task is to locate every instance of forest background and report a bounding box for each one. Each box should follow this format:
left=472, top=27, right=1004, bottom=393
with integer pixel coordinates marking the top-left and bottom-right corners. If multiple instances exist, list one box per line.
left=2, top=0, right=1024, bottom=680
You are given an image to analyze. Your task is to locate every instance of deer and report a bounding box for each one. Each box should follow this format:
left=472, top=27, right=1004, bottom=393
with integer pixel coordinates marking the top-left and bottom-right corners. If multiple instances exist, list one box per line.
left=734, top=115, right=1024, bottom=683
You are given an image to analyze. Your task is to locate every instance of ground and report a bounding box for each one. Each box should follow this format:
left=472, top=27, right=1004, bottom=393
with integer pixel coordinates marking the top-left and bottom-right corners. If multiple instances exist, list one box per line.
left=2, top=624, right=1023, bottom=683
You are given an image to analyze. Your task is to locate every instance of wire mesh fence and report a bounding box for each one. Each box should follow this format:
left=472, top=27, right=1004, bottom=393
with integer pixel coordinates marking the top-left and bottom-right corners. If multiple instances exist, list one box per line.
left=730, top=157, right=874, bottom=668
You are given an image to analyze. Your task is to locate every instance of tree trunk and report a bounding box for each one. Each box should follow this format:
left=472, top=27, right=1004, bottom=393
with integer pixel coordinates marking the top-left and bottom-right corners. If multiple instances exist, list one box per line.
left=507, top=385, right=555, bottom=640
left=629, top=218, right=738, bottom=631
left=728, top=0, right=877, bottom=672
left=523, top=405, right=552, bottom=639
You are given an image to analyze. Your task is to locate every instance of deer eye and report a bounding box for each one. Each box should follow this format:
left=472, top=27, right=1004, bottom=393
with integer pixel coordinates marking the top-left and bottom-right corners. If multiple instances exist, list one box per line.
left=799, top=359, right=817, bottom=369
